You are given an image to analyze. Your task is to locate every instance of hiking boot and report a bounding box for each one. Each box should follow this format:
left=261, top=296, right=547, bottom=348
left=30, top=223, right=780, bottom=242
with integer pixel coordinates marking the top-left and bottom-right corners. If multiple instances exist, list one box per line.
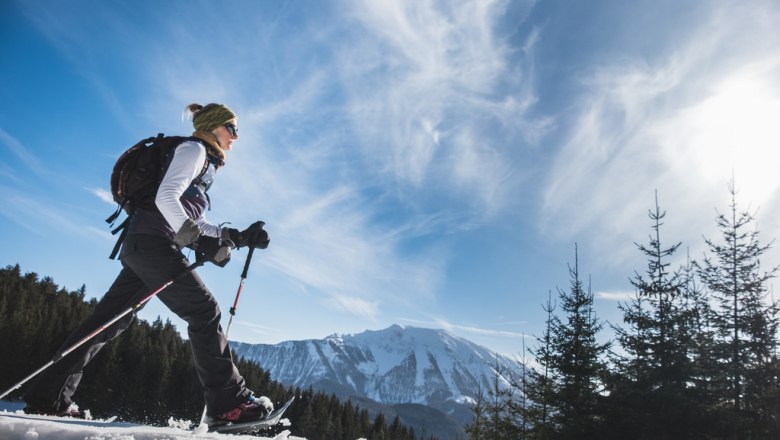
left=212, top=394, right=273, bottom=426
left=25, top=402, right=84, bottom=418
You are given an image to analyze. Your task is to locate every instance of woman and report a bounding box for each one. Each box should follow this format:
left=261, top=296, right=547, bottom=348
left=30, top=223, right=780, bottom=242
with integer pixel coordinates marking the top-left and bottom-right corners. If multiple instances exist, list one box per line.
left=24, top=103, right=272, bottom=426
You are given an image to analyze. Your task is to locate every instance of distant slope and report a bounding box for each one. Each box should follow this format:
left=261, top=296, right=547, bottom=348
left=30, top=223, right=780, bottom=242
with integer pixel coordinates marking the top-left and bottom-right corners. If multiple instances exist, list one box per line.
left=231, top=324, right=523, bottom=437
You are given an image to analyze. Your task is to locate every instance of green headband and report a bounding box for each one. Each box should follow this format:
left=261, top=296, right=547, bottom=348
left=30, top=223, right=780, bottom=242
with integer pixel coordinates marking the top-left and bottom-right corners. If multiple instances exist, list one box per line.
left=192, top=103, right=237, bottom=132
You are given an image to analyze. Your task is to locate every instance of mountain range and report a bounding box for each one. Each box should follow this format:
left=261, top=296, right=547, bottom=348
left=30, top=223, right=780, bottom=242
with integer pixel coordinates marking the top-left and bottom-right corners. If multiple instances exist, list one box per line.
left=231, top=324, right=523, bottom=438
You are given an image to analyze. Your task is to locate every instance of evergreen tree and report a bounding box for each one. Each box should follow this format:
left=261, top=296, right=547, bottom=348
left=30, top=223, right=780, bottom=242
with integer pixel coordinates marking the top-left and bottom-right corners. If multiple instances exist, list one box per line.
left=532, top=245, right=610, bottom=439
left=524, top=291, right=557, bottom=440
left=370, top=413, right=387, bottom=439
left=388, top=415, right=404, bottom=439
left=679, top=249, right=719, bottom=431
left=697, top=183, right=780, bottom=437
left=488, top=356, right=520, bottom=439
left=608, top=192, right=706, bottom=438
left=465, top=386, right=488, bottom=439
left=510, top=334, right=530, bottom=438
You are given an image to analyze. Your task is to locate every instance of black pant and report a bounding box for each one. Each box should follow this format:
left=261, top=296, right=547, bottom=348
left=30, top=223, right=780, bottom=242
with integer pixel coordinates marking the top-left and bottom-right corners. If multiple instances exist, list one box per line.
left=24, top=234, right=249, bottom=416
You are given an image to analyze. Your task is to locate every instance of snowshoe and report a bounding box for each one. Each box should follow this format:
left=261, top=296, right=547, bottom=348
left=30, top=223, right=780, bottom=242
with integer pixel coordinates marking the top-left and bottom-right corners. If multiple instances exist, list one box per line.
left=25, top=401, right=84, bottom=418
left=208, top=394, right=273, bottom=428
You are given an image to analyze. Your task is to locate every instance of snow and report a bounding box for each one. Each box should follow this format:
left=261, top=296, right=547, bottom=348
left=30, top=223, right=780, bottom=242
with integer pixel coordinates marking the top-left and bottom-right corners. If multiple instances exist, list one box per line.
left=231, top=324, right=523, bottom=409
left=0, top=401, right=306, bottom=440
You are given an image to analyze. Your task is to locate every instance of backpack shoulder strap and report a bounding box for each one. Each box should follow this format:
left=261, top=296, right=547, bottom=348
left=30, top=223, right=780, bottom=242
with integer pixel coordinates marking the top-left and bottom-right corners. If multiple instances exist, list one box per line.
left=189, top=137, right=222, bottom=174
left=188, top=137, right=221, bottom=211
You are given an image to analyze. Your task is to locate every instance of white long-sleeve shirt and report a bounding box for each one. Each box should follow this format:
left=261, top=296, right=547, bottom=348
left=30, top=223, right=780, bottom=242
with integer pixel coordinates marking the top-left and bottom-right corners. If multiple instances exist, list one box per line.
left=155, top=141, right=221, bottom=238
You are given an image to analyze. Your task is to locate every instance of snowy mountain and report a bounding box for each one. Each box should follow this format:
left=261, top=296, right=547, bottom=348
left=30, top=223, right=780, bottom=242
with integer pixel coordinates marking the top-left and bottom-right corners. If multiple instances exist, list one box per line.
left=231, top=325, right=523, bottom=432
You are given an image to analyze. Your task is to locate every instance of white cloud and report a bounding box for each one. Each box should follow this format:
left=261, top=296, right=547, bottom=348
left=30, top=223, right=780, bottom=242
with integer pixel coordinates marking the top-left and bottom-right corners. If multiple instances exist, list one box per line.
left=89, top=187, right=116, bottom=205
left=402, top=317, right=529, bottom=340
left=236, top=320, right=275, bottom=336
left=0, top=189, right=110, bottom=243
left=596, top=291, right=634, bottom=302
left=327, top=294, right=380, bottom=320
left=338, top=0, right=543, bottom=215
left=541, top=2, right=780, bottom=273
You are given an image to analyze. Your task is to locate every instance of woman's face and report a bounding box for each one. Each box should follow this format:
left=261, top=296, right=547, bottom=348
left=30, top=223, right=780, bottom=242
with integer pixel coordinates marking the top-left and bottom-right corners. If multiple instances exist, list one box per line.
left=214, top=118, right=238, bottom=151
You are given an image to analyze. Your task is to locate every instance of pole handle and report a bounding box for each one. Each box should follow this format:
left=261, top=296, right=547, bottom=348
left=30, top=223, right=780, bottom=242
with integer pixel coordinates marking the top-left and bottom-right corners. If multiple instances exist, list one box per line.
left=241, top=246, right=255, bottom=279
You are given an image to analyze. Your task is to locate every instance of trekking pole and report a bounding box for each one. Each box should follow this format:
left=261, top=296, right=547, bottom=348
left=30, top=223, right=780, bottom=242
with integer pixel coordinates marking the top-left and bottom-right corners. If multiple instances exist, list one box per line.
left=199, top=246, right=256, bottom=425
left=226, top=246, right=255, bottom=338
left=0, top=260, right=204, bottom=400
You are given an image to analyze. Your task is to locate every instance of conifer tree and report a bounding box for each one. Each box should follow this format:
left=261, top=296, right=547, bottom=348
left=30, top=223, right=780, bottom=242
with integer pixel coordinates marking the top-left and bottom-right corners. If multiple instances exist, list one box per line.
left=511, top=334, right=530, bottom=438
left=388, top=415, right=404, bottom=439
left=370, top=413, right=387, bottom=439
left=524, top=291, right=557, bottom=439
left=679, top=249, right=718, bottom=427
left=608, top=192, right=704, bottom=438
left=697, top=183, right=780, bottom=437
left=530, top=245, right=609, bottom=439
left=465, top=386, right=488, bottom=439
left=489, top=356, right=521, bottom=439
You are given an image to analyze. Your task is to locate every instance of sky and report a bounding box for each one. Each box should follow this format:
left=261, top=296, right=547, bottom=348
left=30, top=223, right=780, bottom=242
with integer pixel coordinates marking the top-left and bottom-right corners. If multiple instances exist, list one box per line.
left=2, top=0, right=780, bottom=359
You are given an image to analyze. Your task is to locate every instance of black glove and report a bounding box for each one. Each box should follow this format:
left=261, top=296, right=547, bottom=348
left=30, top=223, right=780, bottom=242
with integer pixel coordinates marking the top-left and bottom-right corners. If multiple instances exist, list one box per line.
left=193, top=236, right=232, bottom=267
left=222, top=221, right=269, bottom=249
left=222, top=227, right=242, bottom=248
left=247, top=222, right=270, bottom=249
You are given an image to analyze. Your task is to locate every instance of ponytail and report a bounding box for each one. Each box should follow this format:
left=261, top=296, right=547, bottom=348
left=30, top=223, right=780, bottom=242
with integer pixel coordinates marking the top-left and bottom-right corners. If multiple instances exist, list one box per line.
left=183, top=103, right=203, bottom=123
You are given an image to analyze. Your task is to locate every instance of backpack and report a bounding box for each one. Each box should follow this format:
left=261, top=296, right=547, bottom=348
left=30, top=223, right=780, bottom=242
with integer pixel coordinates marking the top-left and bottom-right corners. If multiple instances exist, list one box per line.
left=105, top=133, right=209, bottom=259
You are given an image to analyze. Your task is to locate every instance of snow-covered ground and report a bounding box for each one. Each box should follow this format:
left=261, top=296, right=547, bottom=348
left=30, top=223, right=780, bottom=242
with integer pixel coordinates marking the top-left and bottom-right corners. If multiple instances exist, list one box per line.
left=0, top=400, right=306, bottom=440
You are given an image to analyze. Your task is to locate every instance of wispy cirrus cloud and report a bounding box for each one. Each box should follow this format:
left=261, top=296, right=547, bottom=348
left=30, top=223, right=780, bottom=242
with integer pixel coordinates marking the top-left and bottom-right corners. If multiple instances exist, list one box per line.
left=541, top=2, right=780, bottom=271
left=402, top=317, right=529, bottom=340
left=0, top=187, right=111, bottom=242
left=169, top=0, right=539, bottom=318
left=337, top=0, right=545, bottom=217
left=0, top=128, right=48, bottom=178
left=596, top=291, right=634, bottom=302
left=89, top=188, right=115, bottom=205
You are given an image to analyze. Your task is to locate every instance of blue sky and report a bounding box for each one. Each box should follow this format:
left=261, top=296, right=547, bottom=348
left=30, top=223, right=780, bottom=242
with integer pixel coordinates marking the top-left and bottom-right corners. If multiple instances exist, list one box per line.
left=2, top=0, right=780, bottom=358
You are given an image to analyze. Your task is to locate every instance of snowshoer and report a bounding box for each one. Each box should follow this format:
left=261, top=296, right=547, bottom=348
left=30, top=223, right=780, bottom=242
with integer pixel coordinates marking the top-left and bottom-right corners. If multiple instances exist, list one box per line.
left=23, top=103, right=273, bottom=425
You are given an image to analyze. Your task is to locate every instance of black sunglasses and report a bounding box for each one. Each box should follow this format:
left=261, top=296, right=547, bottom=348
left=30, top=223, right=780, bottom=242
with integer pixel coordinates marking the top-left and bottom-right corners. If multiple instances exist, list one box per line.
left=224, top=123, right=238, bottom=137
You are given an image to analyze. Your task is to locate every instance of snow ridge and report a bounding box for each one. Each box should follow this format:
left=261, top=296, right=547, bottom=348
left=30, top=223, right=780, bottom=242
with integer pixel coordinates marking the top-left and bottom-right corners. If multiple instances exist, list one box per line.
left=231, top=325, right=522, bottom=412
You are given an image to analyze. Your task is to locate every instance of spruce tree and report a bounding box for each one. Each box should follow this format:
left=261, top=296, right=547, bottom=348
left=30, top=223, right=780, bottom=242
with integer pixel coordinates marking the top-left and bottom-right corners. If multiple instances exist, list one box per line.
left=524, top=291, right=557, bottom=439
left=465, top=386, right=488, bottom=439
left=679, top=249, right=719, bottom=431
left=534, top=245, right=609, bottom=439
left=488, top=356, right=520, bottom=439
left=697, top=183, right=780, bottom=437
left=608, top=192, right=704, bottom=438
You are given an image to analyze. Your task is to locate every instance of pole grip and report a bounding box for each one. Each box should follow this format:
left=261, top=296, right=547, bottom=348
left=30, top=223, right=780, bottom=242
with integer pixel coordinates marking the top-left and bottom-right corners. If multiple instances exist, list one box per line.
left=241, top=246, right=255, bottom=279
